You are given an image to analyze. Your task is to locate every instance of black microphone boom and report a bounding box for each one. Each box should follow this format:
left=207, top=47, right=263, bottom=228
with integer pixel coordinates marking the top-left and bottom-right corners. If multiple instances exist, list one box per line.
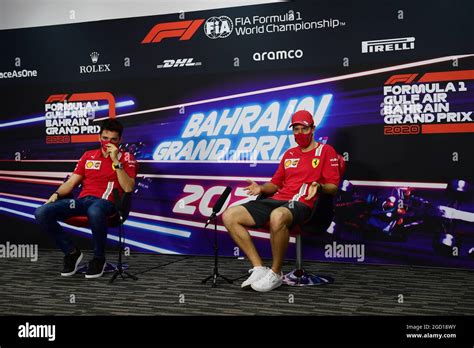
left=212, top=186, right=232, bottom=214
left=205, top=186, right=232, bottom=228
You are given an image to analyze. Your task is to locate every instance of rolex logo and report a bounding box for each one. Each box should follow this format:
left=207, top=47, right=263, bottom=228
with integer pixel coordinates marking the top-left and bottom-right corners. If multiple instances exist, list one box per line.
left=90, top=51, right=99, bottom=63
left=80, top=52, right=110, bottom=74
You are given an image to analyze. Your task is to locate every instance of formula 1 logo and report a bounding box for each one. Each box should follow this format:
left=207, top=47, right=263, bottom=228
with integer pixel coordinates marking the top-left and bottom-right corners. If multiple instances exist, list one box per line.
left=382, top=70, right=474, bottom=135
left=142, top=19, right=204, bottom=44
left=44, top=92, right=116, bottom=144
left=157, top=58, right=202, bottom=69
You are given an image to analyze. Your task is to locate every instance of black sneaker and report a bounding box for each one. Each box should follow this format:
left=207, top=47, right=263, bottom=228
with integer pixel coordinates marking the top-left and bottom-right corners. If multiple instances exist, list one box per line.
left=85, top=257, right=106, bottom=279
left=61, top=249, right=83, bottom=276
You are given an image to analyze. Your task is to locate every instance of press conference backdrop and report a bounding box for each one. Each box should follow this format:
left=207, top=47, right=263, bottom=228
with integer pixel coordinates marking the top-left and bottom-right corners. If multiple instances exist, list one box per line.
left=0, top=0, right=473, bottom=268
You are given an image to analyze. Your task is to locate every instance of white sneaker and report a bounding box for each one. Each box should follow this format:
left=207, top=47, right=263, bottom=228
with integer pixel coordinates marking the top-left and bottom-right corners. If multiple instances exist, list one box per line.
left=241, top=266, right=269, bottom=288
left=251, top=269, right=283, bottom=292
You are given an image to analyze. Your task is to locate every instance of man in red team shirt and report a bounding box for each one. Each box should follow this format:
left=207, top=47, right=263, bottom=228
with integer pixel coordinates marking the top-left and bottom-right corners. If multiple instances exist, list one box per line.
left=34, top=119, right=137, bottom=279
left=222, top=110, right=340, bottom=292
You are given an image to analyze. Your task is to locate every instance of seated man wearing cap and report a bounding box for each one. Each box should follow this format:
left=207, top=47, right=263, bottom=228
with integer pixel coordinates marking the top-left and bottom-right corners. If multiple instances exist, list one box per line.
left=222, top=110, right=341, bottom=292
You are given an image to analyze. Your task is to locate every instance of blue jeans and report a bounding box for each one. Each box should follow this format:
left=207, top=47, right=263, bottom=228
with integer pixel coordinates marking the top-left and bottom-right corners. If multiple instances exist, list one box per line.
left=34, top=196, right=116, bottom=258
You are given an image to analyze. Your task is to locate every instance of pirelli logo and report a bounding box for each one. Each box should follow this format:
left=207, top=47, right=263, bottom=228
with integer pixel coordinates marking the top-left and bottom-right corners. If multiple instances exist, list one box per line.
left=362, top=37, right=415, bottom=54
left=142, top=19, right=204, bottom=44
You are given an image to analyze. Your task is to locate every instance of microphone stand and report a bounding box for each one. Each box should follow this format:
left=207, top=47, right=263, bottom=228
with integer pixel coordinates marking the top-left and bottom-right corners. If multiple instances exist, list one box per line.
left=110, top=190, right=138, bottom=283
left=201, top=212, right=233, bottom=288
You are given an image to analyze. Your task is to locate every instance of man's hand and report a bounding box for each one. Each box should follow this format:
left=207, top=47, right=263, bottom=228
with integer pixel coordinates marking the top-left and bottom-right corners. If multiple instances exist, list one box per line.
left=106, top=143, right=119, bottom=161
left=244, top=179, right=262, bottom=196
left=44, top=192, right=59, bottom=205
left=305, top=181, right=321, bottom=200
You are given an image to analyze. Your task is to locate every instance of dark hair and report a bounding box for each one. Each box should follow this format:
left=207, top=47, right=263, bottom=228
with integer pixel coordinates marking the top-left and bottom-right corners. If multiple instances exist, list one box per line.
left=100, top=119, right=123, bottom=137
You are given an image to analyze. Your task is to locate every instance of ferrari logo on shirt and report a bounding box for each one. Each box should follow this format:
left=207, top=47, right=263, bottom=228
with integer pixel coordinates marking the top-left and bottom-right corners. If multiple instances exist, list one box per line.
left=85, top=160, right=101, bottom=170
left=312, top=158, right=320, bottom=168
left=284, top=159, right=300, bottom=169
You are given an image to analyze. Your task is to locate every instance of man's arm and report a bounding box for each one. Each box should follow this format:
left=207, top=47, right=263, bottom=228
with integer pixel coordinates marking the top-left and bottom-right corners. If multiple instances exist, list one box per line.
left=114, top=166, right=135, bottom=193
left=244, top=180, right=279, bottom=196
left=305, top=182, right=338, bottom=201
left=45, top=174, right=83, bottom=204
left=306, top=146, right=341, bottom=200
left=107, top=144, right=136, bottom=193
left=322, top=183, right=338, bottom=195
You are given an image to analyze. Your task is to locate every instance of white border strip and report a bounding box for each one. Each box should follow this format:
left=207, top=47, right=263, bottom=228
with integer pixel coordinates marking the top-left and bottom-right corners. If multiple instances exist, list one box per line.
left=0, top=192, right=295, bottom=243
left=0, top=173, right=449, bottom=188
left=0, top=159, right=280, bottom=164
left=0, top=171, right=272, bottom=182
left=0, top=192, right=46, bottom=202
left=0, top=176, right=63, bottom=185
left=0, top=207, right=179, bottom=254
left=143, top=174, right=272, bottom=181
left=0, top=170, right=70, bottom=178
left=0, top=196, right=191, bottom=238
left=349, top=180, right=447, bottom=189
left=0, top=170, right=448, bottom=190
left=93, top=54, right=474, bottom=121
left=0, top=100, right=135, bottom=128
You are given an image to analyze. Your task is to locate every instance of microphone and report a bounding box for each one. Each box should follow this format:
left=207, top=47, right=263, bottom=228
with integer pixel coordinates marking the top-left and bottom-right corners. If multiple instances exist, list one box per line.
left=205, top=186, right=232, bottom=227
left=212, top=186, right=232, bottom=214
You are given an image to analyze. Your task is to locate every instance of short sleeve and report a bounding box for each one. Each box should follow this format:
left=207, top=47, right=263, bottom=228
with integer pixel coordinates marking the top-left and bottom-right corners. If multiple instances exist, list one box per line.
left=122, top=152, right=138, bottom=179
left=320, top=145, right=340, bottom=186
left=270, top=155, right=286, bottom=187
left=73, top=153, right=87, bottom=176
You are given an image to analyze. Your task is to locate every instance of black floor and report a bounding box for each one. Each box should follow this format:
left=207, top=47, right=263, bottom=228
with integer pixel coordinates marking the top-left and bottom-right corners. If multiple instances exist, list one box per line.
left=1, top=249, right=473, bottom=316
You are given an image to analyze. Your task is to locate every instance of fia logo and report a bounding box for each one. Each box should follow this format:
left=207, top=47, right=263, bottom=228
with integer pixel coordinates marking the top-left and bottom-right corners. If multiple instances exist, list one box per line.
left=204, top=16, right=233, bottom=39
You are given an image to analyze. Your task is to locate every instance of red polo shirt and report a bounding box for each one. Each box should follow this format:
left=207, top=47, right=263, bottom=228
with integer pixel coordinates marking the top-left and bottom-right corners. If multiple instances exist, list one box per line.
left=270, top=143, right=340, bottom=209
left=73, top=149, right=138, bottom=202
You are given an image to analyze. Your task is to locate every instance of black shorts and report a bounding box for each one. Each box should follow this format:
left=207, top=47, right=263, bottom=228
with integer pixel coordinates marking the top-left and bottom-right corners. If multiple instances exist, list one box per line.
left=241, top=198, right=311, bottom=228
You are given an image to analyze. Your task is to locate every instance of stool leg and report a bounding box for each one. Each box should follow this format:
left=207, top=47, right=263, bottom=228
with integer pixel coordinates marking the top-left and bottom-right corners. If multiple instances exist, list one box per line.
left=296, top=235, right=303, bottom=271
left=282, top=235, right=334, bottom=286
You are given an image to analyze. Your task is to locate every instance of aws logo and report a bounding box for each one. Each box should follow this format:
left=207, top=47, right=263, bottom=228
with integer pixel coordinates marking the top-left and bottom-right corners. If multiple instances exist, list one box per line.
left=86, top=160, right=101, bottom=170
left=284, top=159, right=299, bottom=169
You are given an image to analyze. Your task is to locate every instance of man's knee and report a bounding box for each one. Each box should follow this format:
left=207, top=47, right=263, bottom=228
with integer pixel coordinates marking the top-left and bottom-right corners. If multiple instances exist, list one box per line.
left=34, top=204, right=49, bottom=222
left=222, top=207, right=239, bottom=227
left=269, top=208, right=292, bottom=230
left=87, top=207, right=108, bottom=223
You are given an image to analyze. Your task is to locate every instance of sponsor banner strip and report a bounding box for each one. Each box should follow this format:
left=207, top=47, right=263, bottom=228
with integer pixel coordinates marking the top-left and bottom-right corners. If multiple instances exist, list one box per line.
left=349, top=180, right=447, bottom=189
left=71, top=134, right=100, bottom=143
left=417, top=69, right=474, bottom=83
left=421, top=123, right=474, bottom=134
